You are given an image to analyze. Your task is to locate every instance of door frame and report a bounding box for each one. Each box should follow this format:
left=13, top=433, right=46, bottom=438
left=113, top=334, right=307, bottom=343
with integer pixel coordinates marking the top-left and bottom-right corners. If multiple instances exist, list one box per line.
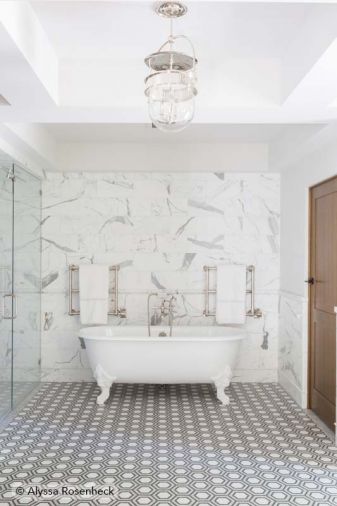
left=307, top=175, right=337, bottom=437
left=308, top=184, right=313, bottom=412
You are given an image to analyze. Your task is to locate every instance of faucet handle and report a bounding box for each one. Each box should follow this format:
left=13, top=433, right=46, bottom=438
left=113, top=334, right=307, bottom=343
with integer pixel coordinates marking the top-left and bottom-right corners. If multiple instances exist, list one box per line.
left=118, top=308, right=127, bottom=318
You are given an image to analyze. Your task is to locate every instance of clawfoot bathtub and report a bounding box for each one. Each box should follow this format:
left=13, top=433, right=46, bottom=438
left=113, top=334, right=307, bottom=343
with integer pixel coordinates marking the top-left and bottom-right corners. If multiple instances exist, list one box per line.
left=79, top=326, right=246, bottom=405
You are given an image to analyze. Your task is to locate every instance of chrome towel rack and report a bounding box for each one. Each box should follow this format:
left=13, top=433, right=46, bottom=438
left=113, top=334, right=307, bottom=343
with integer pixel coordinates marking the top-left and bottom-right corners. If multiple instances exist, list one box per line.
left=68, top=264, right=126, bottom=317
left=203, top=265, right=262, bottom=318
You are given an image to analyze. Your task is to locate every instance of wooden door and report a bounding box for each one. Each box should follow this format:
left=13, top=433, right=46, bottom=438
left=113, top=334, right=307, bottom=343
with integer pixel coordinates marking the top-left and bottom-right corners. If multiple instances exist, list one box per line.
left=309, top=176, right=337, bottom=431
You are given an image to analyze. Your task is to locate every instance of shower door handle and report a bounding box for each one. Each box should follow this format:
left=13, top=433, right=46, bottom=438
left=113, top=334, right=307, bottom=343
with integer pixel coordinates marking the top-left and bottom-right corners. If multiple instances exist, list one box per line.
left=12, top=294, right=17, bottom=319
left=3, top=294, right=17, bottom=319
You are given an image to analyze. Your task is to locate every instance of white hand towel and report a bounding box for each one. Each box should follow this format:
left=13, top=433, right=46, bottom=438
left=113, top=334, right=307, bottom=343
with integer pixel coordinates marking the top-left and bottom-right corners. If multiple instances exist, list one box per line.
left=216, top=264, right=246, bottom=325
left=79, top=265, right=109, bottom=324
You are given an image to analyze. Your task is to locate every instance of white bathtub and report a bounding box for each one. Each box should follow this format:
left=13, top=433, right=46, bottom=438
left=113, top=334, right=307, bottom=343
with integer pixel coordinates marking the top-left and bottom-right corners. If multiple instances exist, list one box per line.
left=79, top=325, right=246, bottom=405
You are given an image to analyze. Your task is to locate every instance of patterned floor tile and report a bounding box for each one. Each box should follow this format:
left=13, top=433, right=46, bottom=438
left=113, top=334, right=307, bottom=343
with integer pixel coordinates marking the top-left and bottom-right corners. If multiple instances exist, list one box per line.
left=0, top=383, right=336, bottom=505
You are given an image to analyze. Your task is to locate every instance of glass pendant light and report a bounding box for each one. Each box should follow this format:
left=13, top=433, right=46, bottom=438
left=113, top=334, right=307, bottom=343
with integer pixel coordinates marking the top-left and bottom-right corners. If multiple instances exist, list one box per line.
left=144, top=2, right=197, bottom=133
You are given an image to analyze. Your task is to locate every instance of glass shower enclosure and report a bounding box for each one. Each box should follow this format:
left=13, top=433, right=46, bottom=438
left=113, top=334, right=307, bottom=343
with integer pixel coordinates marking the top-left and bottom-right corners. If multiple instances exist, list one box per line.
left=0, top=157, right=41, bottom=420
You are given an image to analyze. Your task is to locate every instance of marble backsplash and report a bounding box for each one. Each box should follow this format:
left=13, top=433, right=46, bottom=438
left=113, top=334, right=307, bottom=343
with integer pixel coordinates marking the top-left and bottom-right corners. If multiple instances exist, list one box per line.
left=278, top=292, right=308, bottom=407
left=41, top=172, right=280, bottom=382
left=0, top=166, right=41, bottom=396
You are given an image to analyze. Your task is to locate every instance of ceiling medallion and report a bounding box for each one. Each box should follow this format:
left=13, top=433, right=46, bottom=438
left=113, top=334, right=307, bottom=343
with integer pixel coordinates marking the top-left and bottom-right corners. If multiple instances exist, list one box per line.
left=144, top=2, right=197, bottom=133
left=156, top=2, right=188, bottom=18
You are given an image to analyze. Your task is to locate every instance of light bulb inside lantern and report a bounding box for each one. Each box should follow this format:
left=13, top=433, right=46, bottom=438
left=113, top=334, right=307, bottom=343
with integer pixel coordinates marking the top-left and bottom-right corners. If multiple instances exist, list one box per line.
left=148, top=94, right=195, bottom=133
left=145, top=70, right=197, bottom=133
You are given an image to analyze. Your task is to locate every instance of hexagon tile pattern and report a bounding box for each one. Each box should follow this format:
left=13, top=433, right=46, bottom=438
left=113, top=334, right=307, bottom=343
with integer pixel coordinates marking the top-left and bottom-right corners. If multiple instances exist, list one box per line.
left=0, top=382, right=337, bottom=505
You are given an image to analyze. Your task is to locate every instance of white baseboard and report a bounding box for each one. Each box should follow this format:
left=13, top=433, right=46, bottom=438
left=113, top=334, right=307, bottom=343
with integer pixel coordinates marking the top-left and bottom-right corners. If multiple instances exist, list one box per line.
left=41, top=368, right=94, bottom=382
left=233, top=369, right=278, bottom=383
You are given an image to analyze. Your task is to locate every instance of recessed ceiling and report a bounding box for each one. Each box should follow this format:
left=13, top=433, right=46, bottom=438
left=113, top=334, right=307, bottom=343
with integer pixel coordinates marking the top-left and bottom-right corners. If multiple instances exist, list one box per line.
left=42, top=122, right=325, bottom=144
left=0, top=0, right=337, bottom=172
left=0, top=0, right=337, bottom=120
left=31, top=1, right=312, bottom=60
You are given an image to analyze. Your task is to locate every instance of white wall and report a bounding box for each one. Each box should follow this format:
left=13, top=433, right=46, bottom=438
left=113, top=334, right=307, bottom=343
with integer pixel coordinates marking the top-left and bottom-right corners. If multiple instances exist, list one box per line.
left=57, top=142, right=268, bottom=173
left=41, top=171, right=280, bottom=382
left=279, top=138, right=337, bottom=407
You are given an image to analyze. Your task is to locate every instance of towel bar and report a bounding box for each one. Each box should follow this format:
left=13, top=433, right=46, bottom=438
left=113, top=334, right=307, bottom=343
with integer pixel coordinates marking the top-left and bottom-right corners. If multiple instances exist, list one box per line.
left=203, top=265, right=262, bottom=318
left=68, top=264, right=126, bottom=318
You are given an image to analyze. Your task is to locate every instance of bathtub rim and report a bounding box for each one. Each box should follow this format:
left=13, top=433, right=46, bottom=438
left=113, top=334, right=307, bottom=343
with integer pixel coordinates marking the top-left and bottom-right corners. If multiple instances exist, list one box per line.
left=79, top=325, right=247, bottom=342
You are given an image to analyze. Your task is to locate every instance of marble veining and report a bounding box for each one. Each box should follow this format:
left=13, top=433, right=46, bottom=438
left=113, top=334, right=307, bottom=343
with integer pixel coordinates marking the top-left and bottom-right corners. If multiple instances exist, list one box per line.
left=0, top=166, right=41, bottom=411
left=41, top=172, right=280, bottom=382
left=278, top=292, right=308, bottom=407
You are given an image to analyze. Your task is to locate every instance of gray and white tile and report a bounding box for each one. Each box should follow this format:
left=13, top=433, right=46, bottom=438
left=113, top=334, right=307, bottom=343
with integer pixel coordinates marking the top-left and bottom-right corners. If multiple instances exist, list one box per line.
left=0, top=382, right=336, bottom=505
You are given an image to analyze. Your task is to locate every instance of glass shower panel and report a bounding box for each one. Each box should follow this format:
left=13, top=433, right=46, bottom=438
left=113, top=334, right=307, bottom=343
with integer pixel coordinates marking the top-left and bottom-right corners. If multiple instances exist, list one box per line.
left=12, top=165, right=41, bottom=406
left=0, top=165, right=13, bottom=419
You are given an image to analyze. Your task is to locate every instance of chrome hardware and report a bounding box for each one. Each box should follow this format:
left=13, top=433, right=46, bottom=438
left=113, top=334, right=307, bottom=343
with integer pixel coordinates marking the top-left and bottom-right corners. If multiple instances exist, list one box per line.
left=43, top=312, right=54, bottom=331
left=203, top=265, right=262, bottom=318
left=147, top=292, right=159, bottom=337
left=118, top=307, right=127, bottom=318
left=247, top=307, right=263, bottom=319
left=78, top=337, right=86, bottom=349
left=6, top=165, right=15, bottom=181
left=68, top=264, right=126, bottom=318
left=168, top=294, right=176, bottom=337
left=3, top=293, right=17, bottom=319
left=147, top=292, right=177, bottom=336
left=156, top=2, right=188, bottom=18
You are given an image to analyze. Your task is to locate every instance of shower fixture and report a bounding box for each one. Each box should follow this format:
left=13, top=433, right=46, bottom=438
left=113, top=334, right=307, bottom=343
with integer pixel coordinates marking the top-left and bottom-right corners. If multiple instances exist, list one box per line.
left=144, top=1, right=198, bottom=133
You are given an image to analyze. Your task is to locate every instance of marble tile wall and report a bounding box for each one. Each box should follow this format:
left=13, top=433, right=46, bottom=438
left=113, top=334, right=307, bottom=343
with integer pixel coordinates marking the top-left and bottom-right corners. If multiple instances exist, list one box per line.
left=0, top=171, right=13, bottom=395
left=0, top=165, right=41, bottom=418
left=41, top=172, right=280, bottom=382
left=278, top=292, right=308, bottom=407
left=13, top=168, right=41, bottom=386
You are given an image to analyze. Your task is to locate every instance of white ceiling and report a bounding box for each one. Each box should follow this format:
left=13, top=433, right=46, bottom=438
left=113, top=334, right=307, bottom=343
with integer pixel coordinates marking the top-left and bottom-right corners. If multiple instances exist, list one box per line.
left=31, top=1, right=309, bottom=60
left=0, top=1, right=337, bottom=171
left=43, top=122, right=324, bottom=143
left=1, top=1, right=337, bottom=119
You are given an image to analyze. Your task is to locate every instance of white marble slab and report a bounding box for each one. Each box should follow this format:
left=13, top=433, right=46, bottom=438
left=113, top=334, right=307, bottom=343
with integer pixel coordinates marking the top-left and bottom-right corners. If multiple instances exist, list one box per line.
left=278, top=291, right=308, bottom=407
left=41, top=172, right=280, bottom=382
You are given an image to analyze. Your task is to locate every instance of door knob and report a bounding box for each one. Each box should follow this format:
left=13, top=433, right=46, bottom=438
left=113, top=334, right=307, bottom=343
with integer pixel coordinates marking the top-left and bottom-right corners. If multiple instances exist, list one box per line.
left=305, top=277, right=315, bottom=285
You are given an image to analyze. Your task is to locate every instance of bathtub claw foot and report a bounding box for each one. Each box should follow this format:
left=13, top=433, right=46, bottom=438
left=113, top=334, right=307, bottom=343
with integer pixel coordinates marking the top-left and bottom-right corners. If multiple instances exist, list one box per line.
left=94, top=364, right=116, bottom=405
left=216, top=390, right=230, bottom=405
left=212, top=366, right=232, bottom=405
left=97, top=387, right=111, bottom=406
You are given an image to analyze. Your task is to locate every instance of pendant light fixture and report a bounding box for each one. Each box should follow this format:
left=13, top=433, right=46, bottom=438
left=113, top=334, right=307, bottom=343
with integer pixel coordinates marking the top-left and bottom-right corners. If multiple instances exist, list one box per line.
left=144, top=2, right=197, bottom=133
